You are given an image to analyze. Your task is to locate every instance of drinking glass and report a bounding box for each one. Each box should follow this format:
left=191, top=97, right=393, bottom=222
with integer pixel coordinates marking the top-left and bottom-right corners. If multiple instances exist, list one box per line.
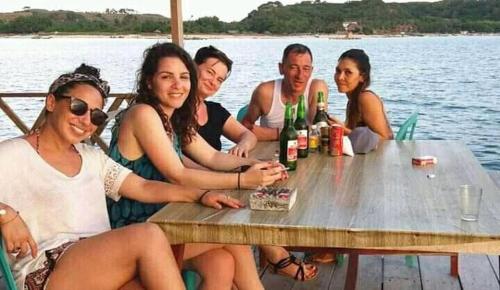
left=459, top=185, right=483, bottom=221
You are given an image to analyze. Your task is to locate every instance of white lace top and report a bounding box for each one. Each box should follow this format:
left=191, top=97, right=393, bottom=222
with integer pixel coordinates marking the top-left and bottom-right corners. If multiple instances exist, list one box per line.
left=0, top=138, right=131, bottom=289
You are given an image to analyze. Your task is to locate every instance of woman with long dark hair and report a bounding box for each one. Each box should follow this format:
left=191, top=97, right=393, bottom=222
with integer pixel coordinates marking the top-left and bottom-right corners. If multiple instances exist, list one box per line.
left=108, top=42, right=273, bottom=290
left=332, top=49, right=393, bottom=139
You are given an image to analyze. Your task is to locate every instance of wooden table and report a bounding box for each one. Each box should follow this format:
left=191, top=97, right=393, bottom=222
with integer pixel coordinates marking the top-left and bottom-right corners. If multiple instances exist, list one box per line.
left=149, top=140, right=500, bottom=255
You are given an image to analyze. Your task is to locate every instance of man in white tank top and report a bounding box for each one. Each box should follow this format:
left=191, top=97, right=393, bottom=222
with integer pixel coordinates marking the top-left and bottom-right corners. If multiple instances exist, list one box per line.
left=242, top=43, right=329, bottom=141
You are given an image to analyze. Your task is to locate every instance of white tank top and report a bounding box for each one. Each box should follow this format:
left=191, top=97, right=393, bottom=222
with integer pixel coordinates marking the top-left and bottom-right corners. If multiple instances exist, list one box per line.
left=260, top=78, right=312, bottom=129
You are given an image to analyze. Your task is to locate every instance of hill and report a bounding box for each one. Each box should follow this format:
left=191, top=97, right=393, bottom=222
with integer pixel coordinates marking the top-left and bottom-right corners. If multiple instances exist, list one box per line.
left=1, top=0, right=500, bottom=35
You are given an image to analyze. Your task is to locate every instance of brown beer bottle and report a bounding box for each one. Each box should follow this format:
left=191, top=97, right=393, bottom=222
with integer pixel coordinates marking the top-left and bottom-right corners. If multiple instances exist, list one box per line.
left=313, top=91, right=329, bottom=128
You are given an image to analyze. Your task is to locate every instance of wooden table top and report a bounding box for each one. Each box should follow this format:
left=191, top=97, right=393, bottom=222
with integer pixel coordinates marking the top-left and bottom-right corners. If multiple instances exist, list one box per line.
left=148, top=140, right=500, bottom=254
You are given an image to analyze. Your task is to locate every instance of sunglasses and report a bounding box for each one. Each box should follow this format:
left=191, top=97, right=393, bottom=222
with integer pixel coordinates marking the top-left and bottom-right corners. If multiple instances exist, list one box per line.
left=59, top=95, right=108, bottom=126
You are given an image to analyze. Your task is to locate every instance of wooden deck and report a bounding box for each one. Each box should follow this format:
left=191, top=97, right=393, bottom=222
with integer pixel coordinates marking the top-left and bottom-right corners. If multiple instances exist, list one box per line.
left=259, top=253, right=499, bottom=290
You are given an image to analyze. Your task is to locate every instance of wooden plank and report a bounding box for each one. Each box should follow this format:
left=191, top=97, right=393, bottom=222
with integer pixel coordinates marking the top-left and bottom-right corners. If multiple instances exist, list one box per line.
left=486, top=255, right=499, bottom=283
left=260, top=264, right=296, bottom=290
left=0, top=97, right=29, bottom=134
left=170, top=0, right=184, bottom=47
left=383, top=256, right=421, bottom=290
left=489, top=171, right=500, bottom=188
left=419, top=256, right=460, bottom=290
left=487, top=171, right=500, bottom=283
left=0, top=93, right=132, bottom=99
left=150, top=141, right=500, bottom=254
left=329, top=257, right=348, bottom=290
left=356, top=255, right=383, bottom=290
left=459, top=254, right=498, bottom=290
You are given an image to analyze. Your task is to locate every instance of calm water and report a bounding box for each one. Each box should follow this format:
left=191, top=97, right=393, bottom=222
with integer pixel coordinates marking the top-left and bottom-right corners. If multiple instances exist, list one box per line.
left=0, top=36, right=499, bottom=170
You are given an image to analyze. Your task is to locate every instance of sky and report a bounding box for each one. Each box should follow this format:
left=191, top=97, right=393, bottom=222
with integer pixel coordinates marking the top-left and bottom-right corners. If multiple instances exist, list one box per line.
left=0, top=0, right=439, bottom=22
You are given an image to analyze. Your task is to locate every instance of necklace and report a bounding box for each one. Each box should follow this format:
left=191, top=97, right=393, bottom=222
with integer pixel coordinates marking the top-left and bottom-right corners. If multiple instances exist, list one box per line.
left=34, top=128, right=79, bottom=155
left=35, top=129, right=41, bottom=154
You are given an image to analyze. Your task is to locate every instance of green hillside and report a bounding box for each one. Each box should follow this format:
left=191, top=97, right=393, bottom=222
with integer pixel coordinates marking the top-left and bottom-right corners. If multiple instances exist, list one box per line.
left=1, top=0, right=499, bottom=35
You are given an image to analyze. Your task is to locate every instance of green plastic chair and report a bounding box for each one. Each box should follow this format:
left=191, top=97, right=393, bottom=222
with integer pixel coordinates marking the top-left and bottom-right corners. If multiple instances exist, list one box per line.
left=0, top=234, right=17, bottom=290
left=236, top=104, right=249, bottom=122
left=395, top=112, right=418, bottom=141
left=182, top=270, right=197, bottom=290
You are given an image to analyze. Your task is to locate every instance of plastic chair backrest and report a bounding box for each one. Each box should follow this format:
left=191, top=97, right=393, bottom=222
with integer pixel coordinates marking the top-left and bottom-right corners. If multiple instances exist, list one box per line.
left=395, top=112, right=418, bottom=141
left=0, top=235, right=17, bottom=290
left=236, top=104, right=249, bottom=123
left=182, top=270, right=197, bottom=290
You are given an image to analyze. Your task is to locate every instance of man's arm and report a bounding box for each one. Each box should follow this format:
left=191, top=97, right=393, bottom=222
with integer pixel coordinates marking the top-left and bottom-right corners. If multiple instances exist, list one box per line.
left=307, top=79, right=330, bottom=124
left=242, top=82, right=281, bottom=141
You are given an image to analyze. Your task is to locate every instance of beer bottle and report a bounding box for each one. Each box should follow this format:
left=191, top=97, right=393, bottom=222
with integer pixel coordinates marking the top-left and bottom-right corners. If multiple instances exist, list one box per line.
left=279, top=102, right=298, bottom=171
left=313, top=91, right=329, bottom=129
left=294, top=95, right=308, bottom=158
left=309, top=124, right=320, bottom=153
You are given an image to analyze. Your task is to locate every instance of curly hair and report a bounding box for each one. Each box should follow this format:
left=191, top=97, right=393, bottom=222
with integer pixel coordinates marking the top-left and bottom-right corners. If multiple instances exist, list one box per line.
left=133, top=42, right=198, bottom=146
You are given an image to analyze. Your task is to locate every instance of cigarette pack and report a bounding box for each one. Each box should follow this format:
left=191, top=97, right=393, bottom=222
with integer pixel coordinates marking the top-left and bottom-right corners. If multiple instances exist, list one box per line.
left=249, top=187, right=297, bottom=211
left=412, top=156, right=438, bottom=166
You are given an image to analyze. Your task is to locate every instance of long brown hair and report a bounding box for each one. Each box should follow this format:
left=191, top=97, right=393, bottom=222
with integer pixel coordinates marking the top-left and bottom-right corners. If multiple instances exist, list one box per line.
left=133, top=42, right=198, bottom=146
left=339, top=49, right=371, bottom=129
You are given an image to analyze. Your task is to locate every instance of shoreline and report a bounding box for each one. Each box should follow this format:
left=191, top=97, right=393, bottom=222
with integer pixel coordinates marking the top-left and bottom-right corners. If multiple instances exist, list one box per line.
left=1, top=32, right=499, bottom=40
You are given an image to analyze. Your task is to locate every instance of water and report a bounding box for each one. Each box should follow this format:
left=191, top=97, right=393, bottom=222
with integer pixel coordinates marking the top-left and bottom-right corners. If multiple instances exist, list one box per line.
left=0, top=36, right=499, bottom=170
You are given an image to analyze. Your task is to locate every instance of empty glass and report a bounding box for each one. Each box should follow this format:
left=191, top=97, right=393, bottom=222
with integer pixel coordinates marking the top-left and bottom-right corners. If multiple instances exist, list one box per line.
left=459, top=185, right=483, bottom=221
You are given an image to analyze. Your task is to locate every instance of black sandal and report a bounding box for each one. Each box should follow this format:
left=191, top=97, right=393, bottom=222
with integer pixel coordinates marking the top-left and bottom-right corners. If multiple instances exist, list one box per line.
left=267, top=254, right=318, bottom=281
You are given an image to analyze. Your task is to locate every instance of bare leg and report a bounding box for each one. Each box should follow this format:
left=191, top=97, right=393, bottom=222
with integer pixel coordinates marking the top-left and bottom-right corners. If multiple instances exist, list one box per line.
left=46, top=223, right=184, bottom=290
left=184, top=243, right=264, bottom=290
left=186, top=247, right=235, bottom=290
left=119, top=278, right=145, bottom=290
left=260, top=245, right=317, bottom=280
left=222, top=245, right=264, bottom=290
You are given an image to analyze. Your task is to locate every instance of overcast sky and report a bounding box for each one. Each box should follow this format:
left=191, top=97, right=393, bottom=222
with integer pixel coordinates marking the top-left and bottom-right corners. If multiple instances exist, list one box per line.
left=0, top=0, right=439, bottom=22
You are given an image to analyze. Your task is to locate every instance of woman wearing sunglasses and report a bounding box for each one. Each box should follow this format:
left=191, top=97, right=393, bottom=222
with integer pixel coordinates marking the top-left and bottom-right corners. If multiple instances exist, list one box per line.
left=107, top=43, right=274, bottom=290
left=0, top=64, right=243, bottom=290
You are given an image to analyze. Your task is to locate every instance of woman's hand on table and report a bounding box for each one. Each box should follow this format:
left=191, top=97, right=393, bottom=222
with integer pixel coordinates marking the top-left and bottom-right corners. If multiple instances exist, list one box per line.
left=241, top=161, right=288, bottom=188
left=228, top=143, right=251, bottom=158
left=199, top=190, right=244, bottom=209
left=1, top=208, right=38, bottom=260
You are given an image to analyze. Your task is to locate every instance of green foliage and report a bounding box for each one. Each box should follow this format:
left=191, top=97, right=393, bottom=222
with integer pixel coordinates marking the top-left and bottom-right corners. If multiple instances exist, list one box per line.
left=0, top=0, right=499, bottom=35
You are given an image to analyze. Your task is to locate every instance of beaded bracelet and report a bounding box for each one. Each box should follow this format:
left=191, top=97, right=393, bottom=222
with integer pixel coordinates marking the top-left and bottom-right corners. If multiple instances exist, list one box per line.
left=0, top=211, right=19, bottom=225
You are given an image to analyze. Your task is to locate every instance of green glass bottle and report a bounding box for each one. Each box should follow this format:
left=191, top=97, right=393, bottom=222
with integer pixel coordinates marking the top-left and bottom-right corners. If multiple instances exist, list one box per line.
left=279, top=102, right=298, bottom=171
left=313, top=91, right=329, bottom=128
left=294, top=95, right=308, bottom=158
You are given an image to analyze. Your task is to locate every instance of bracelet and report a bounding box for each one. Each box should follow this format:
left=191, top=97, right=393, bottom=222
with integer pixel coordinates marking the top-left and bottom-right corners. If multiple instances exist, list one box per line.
left=0, top=211, right=19, bottom=225
left=237, top=172, right=241, bottom=190
left=198, top=190, right=211, bottom=203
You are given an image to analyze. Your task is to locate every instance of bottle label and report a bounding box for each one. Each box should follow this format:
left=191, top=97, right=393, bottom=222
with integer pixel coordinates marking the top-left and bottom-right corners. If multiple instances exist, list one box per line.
left=297, top=130, right=308, bottom=149
left=287, top=140, right=298, bottom=162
